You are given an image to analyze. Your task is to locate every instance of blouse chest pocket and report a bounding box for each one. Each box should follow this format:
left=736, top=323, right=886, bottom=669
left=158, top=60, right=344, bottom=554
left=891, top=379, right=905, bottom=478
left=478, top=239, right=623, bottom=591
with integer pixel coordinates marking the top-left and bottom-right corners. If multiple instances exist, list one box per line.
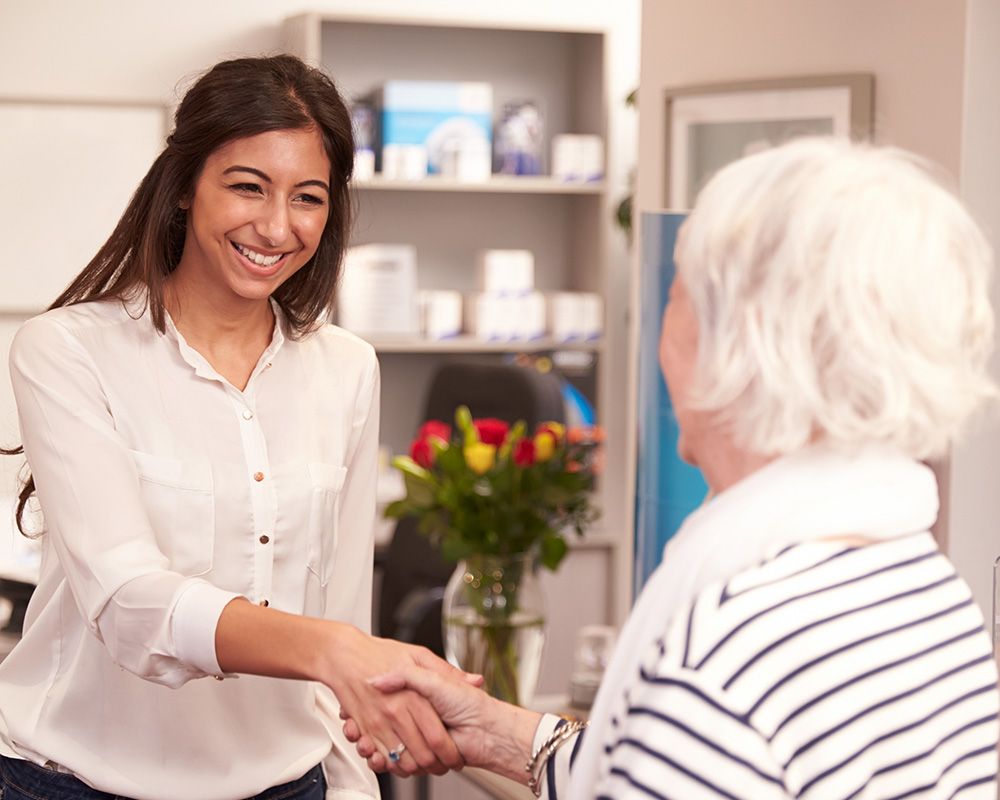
left=129, top=450, right=215, bottom=577
left=306, top=462, right=347, bottom=587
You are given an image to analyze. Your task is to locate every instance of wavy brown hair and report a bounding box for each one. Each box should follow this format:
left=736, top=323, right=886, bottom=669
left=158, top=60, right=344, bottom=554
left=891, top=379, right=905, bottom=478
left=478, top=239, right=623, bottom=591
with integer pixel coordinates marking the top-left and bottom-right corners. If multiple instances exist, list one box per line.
left=2, top=54, right=356, bottom=533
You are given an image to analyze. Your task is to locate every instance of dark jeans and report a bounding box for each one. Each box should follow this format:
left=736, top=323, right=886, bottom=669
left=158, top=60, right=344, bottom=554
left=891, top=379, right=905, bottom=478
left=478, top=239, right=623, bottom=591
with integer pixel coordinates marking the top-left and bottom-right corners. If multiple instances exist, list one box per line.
left=0, top=757, right=325, bottom=800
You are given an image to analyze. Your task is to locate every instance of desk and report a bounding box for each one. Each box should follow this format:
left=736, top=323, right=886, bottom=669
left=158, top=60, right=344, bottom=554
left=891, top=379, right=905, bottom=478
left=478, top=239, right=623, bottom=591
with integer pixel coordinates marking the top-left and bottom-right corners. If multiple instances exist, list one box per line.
left=461, top=768, right=534, bottom=800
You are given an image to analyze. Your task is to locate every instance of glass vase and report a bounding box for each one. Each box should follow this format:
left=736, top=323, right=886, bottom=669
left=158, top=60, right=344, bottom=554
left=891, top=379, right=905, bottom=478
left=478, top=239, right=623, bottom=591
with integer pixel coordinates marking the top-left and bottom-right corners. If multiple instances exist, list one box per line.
left=442, top=553, right=546, bottom=707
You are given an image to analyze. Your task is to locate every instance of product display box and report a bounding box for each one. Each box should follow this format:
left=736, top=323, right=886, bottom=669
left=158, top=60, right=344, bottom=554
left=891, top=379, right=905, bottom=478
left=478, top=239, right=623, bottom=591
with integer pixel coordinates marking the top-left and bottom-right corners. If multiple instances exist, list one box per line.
left=378, top=80, right=493, bottom=180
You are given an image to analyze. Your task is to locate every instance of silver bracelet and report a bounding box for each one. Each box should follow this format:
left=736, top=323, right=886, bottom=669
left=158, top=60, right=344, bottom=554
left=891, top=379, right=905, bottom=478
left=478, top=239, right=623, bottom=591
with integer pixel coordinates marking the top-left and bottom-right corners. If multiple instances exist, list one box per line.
left=525, top=718, right=588, bottom=798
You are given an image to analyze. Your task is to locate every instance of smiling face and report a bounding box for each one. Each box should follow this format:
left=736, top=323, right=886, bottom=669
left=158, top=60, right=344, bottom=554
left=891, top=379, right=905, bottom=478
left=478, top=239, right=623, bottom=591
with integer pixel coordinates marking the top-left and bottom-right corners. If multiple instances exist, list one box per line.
left=172, top=127, right=332, bottom=310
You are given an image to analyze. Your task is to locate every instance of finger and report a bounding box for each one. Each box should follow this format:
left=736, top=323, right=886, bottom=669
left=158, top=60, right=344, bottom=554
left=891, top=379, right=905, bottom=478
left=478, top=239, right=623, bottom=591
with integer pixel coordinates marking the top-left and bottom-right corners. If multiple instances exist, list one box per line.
left=370, top=664, right=452, bottom=700
left=369, top=672, right=407, bottom=693
left=413, top=648, right=479, bottom=684
left=464, top=672, right=485, bottom=687
left=355, top=734, right=376, bottom=759
left=339, top=707, right=349, bottom=720
left=342, top=718, right=361, bottom=742
left=367, top=753, right=388, bottom=773
left=409, top=695, right=465, bottom=775
left=386, top=691, right=455, bottom=776
left=364, top=694, right=438, bottom=777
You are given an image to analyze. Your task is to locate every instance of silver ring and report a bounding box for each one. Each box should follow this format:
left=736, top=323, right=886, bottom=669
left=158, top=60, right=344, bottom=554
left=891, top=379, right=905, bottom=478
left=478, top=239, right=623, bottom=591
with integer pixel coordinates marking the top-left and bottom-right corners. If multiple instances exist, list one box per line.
left=388, top=743, right=406, bottom=763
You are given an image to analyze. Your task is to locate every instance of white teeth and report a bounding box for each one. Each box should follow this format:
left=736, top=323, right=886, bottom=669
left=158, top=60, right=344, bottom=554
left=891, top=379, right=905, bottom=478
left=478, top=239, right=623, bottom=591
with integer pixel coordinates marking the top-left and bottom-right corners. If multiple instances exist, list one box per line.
left=234, top=243, right=283, bottom=267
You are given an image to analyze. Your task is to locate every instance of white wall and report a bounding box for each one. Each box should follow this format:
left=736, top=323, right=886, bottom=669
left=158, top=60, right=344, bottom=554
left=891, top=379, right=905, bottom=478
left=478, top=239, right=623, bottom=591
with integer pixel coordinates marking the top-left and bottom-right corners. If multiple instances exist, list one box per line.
left=951, top=0, right=1000, bottom=629
left=636, top=0, right=968, bottom=213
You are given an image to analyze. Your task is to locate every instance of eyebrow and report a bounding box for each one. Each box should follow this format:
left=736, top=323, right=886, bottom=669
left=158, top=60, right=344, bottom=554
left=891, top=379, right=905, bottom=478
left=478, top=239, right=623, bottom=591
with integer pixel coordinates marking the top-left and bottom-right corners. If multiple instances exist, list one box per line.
left=223, top=165, right=330, bottom=193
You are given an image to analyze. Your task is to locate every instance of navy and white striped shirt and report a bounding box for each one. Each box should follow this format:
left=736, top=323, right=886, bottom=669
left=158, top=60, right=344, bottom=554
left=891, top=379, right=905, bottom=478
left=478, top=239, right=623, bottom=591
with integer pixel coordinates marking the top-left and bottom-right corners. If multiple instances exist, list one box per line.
left=542, top=532, right=999, bottom=799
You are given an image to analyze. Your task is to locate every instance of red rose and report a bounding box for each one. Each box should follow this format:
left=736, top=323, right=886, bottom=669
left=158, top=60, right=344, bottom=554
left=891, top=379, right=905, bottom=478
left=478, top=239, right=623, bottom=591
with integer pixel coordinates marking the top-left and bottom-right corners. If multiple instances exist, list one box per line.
left=410, top=437, right=434, bottom=468
left=513, top=438, right=536, bottom=467
left=418, top=420, right=451, bottom=444
left=474, top=418, right=510, bottom=447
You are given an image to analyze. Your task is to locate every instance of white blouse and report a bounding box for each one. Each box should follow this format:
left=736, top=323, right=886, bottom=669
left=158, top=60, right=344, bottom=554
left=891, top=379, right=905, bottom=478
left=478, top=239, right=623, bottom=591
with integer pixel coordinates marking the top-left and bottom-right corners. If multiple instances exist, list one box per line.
left=0, top=294, right=380, bottom=800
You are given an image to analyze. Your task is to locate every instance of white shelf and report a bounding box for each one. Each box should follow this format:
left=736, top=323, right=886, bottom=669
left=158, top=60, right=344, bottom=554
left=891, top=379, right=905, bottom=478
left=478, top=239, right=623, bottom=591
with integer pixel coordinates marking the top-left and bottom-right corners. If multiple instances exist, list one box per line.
left=368, top=336, right=602, bottom=354
left=354, top=175, right=605, bottom=195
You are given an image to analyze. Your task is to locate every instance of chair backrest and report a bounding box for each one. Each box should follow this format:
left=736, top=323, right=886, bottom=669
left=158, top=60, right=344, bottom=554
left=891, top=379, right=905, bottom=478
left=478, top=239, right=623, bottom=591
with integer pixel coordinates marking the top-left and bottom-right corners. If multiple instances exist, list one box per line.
left=423, top=361, right=565, bottom=428
left=378, top=361, right=566, bottom=654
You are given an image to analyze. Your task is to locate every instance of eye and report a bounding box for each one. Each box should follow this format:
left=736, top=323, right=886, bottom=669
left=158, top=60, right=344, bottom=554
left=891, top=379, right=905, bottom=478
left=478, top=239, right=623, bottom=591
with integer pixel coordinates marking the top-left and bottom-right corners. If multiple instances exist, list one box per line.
left=230, top=182, right=263, bottom=195
left=296, top=192, right=326, bottom=207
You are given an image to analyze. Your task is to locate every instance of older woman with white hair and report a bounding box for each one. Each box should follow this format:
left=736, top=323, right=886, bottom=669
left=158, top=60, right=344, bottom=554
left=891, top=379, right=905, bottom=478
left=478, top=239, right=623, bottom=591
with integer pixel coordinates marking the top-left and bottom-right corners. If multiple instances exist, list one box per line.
left=345, top=137, right=1000, bottom=798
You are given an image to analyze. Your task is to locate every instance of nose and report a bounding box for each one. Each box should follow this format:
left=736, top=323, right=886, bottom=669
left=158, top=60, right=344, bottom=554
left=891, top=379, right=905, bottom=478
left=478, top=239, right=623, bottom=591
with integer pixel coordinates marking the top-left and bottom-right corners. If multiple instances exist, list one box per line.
left=254, top=197, right=290, bottom=247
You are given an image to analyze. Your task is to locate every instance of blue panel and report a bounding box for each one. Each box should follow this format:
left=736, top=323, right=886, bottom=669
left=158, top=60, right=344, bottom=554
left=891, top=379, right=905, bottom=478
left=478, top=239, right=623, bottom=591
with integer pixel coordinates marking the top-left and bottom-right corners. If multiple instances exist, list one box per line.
left=634, top=212, right=709, bottom=596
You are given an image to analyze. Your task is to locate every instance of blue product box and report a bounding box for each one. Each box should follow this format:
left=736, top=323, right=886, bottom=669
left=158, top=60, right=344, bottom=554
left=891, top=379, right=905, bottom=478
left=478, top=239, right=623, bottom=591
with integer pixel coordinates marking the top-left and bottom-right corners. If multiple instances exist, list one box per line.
left=379, top=80, right=493, bottom=179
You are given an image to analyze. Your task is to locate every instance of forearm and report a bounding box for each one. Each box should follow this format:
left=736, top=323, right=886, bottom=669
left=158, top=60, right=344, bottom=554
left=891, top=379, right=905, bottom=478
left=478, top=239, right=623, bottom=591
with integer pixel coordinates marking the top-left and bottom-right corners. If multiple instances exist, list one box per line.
left=478, top=697, right=544, bottom=784
left=214, top=596, right=351, bottom=682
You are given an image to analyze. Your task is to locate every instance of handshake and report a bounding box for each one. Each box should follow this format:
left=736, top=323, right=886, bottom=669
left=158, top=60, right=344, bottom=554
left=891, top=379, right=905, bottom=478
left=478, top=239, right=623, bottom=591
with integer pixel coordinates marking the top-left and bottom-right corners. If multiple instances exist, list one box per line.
left=330, top=631, right=545, bottom=786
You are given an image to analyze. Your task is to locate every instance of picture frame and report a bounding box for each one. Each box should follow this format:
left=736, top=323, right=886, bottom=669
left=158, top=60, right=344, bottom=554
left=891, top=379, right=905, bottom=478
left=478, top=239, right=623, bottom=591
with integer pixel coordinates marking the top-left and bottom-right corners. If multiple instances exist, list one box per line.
left=663, top=74, right=874, bottom=209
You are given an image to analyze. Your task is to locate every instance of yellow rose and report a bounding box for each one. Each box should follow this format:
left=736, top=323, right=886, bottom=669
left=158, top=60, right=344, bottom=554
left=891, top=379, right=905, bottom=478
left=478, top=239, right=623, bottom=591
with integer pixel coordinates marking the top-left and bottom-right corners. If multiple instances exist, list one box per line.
left=534, top=431, right=556, bottom=462
left=537, top=421, right=566, bottom=441
left=464, top=442, right=497, bottom=475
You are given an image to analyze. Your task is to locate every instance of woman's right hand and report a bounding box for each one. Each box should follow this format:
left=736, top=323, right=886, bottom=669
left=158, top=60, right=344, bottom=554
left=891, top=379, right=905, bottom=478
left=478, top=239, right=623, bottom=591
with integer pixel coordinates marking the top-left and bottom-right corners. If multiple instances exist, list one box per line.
left=320, top=625, right=481, bottom=777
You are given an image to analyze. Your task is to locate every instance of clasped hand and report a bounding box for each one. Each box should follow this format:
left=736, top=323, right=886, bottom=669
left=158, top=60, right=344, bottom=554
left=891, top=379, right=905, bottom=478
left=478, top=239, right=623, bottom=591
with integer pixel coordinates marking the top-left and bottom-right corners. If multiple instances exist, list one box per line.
left=324, top=629, right=485, bottom=778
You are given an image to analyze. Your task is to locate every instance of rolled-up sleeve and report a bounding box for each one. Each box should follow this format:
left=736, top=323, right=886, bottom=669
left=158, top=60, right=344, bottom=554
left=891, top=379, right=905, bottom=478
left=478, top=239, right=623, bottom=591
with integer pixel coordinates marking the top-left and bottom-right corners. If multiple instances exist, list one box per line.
left=9, top=316, right=239, bottom=687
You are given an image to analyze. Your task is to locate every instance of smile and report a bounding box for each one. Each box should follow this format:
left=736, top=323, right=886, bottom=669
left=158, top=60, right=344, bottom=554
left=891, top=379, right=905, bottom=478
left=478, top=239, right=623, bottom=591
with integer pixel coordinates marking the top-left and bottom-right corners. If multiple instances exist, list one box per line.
left=232, top=242, right=287, bottom=268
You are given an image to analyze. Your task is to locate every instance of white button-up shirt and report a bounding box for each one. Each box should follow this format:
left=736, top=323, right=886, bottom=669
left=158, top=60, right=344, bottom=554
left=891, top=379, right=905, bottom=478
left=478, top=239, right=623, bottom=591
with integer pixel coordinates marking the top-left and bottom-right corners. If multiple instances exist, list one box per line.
left=0, top=295, right=380, bottom=800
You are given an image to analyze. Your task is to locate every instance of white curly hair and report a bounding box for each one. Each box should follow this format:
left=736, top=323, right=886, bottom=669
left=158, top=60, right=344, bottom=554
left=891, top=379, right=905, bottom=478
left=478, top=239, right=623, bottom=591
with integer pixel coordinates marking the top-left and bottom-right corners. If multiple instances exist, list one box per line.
left=675, top=136, right=996, bottom=460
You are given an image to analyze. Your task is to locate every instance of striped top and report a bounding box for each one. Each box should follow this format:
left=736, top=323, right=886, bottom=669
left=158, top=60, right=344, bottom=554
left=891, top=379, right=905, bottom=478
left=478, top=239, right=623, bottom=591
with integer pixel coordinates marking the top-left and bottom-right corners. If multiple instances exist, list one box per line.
left=541, top=532, right=999, bottom=799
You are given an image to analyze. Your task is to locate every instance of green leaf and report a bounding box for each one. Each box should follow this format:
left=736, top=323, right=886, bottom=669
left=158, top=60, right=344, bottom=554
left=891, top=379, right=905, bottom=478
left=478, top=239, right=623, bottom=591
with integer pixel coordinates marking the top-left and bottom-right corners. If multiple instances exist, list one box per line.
left=391, top=455, right=432, bottom=480
left=455, top=405, right=476, bottom=442
left=384, top=499, right=410, bottom=518
left=539, top=534, right=568, bottom=571
left=401, top=469, right=435, bottom=506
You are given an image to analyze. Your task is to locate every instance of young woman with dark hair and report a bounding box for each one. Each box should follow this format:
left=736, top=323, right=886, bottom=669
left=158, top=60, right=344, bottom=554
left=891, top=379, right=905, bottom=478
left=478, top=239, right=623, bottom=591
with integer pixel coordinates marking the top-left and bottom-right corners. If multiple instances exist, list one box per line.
left=0, top=54, right=466, bottom=800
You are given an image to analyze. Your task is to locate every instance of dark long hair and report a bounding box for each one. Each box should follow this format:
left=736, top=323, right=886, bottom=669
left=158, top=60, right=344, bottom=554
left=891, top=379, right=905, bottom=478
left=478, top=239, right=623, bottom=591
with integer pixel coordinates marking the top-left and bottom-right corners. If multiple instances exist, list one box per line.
left=2, top=54, right=356, bottom=534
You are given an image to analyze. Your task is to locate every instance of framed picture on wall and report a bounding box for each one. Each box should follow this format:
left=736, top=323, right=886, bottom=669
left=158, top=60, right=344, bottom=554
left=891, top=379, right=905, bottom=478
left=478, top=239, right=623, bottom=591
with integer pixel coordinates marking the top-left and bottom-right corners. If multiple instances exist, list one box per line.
left=663, top=74, right=874, bottom=209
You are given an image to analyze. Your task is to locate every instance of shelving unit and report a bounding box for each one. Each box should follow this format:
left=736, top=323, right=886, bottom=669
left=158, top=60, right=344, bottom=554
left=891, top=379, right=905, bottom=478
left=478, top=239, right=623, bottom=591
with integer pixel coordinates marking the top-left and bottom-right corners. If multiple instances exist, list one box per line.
left=355, top=175, right=605, bottom=194
left=368, top=335, right=603, bottom=354
left=281, top=13, right=633, bottom=741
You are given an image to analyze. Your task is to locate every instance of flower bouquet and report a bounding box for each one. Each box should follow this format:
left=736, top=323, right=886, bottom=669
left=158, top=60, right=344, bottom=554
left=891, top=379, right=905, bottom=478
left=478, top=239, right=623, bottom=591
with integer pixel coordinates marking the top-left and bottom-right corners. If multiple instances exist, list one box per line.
left=386, top=406, right=602, bottom=704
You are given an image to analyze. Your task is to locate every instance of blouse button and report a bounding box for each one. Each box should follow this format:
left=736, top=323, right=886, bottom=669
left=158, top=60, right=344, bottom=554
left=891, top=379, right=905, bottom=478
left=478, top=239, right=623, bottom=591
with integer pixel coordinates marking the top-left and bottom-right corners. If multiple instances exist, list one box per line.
left=253, top=471, right=265, bottom=482
left=259, top=599, right=269, bottom=607
left=242, top=409, right=254, bottom=421
left=259, top=534, right=270, bottom=545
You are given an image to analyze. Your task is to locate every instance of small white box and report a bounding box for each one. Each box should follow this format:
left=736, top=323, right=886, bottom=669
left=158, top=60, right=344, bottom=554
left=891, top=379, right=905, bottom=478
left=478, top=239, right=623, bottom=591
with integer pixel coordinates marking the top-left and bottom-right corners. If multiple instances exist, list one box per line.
left=479, top=249, right=535, bottom=294
left=353, top=149, right=376, bottom=182
left=338, top=244, right=418, bottom=336
left=551, top=134, right=605, bottom=182
left=419, top=290, right=463, bottom=339
left=548, top=292, right=581, bottom=341
left=580, top=292, right=604, bottom=340
left=381, top=144, right=428, bottom=180
left=437, top=136, right=492, bottom=182
left=467, top=293, right=506, bottom=340
left=512, top=292, right=547, bottom=340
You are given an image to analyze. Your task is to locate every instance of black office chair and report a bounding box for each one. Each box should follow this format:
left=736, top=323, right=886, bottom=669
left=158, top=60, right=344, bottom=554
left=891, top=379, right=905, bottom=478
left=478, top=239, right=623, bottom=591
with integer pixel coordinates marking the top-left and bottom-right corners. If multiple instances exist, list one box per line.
left=376, top=361, right=565, bottom=800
